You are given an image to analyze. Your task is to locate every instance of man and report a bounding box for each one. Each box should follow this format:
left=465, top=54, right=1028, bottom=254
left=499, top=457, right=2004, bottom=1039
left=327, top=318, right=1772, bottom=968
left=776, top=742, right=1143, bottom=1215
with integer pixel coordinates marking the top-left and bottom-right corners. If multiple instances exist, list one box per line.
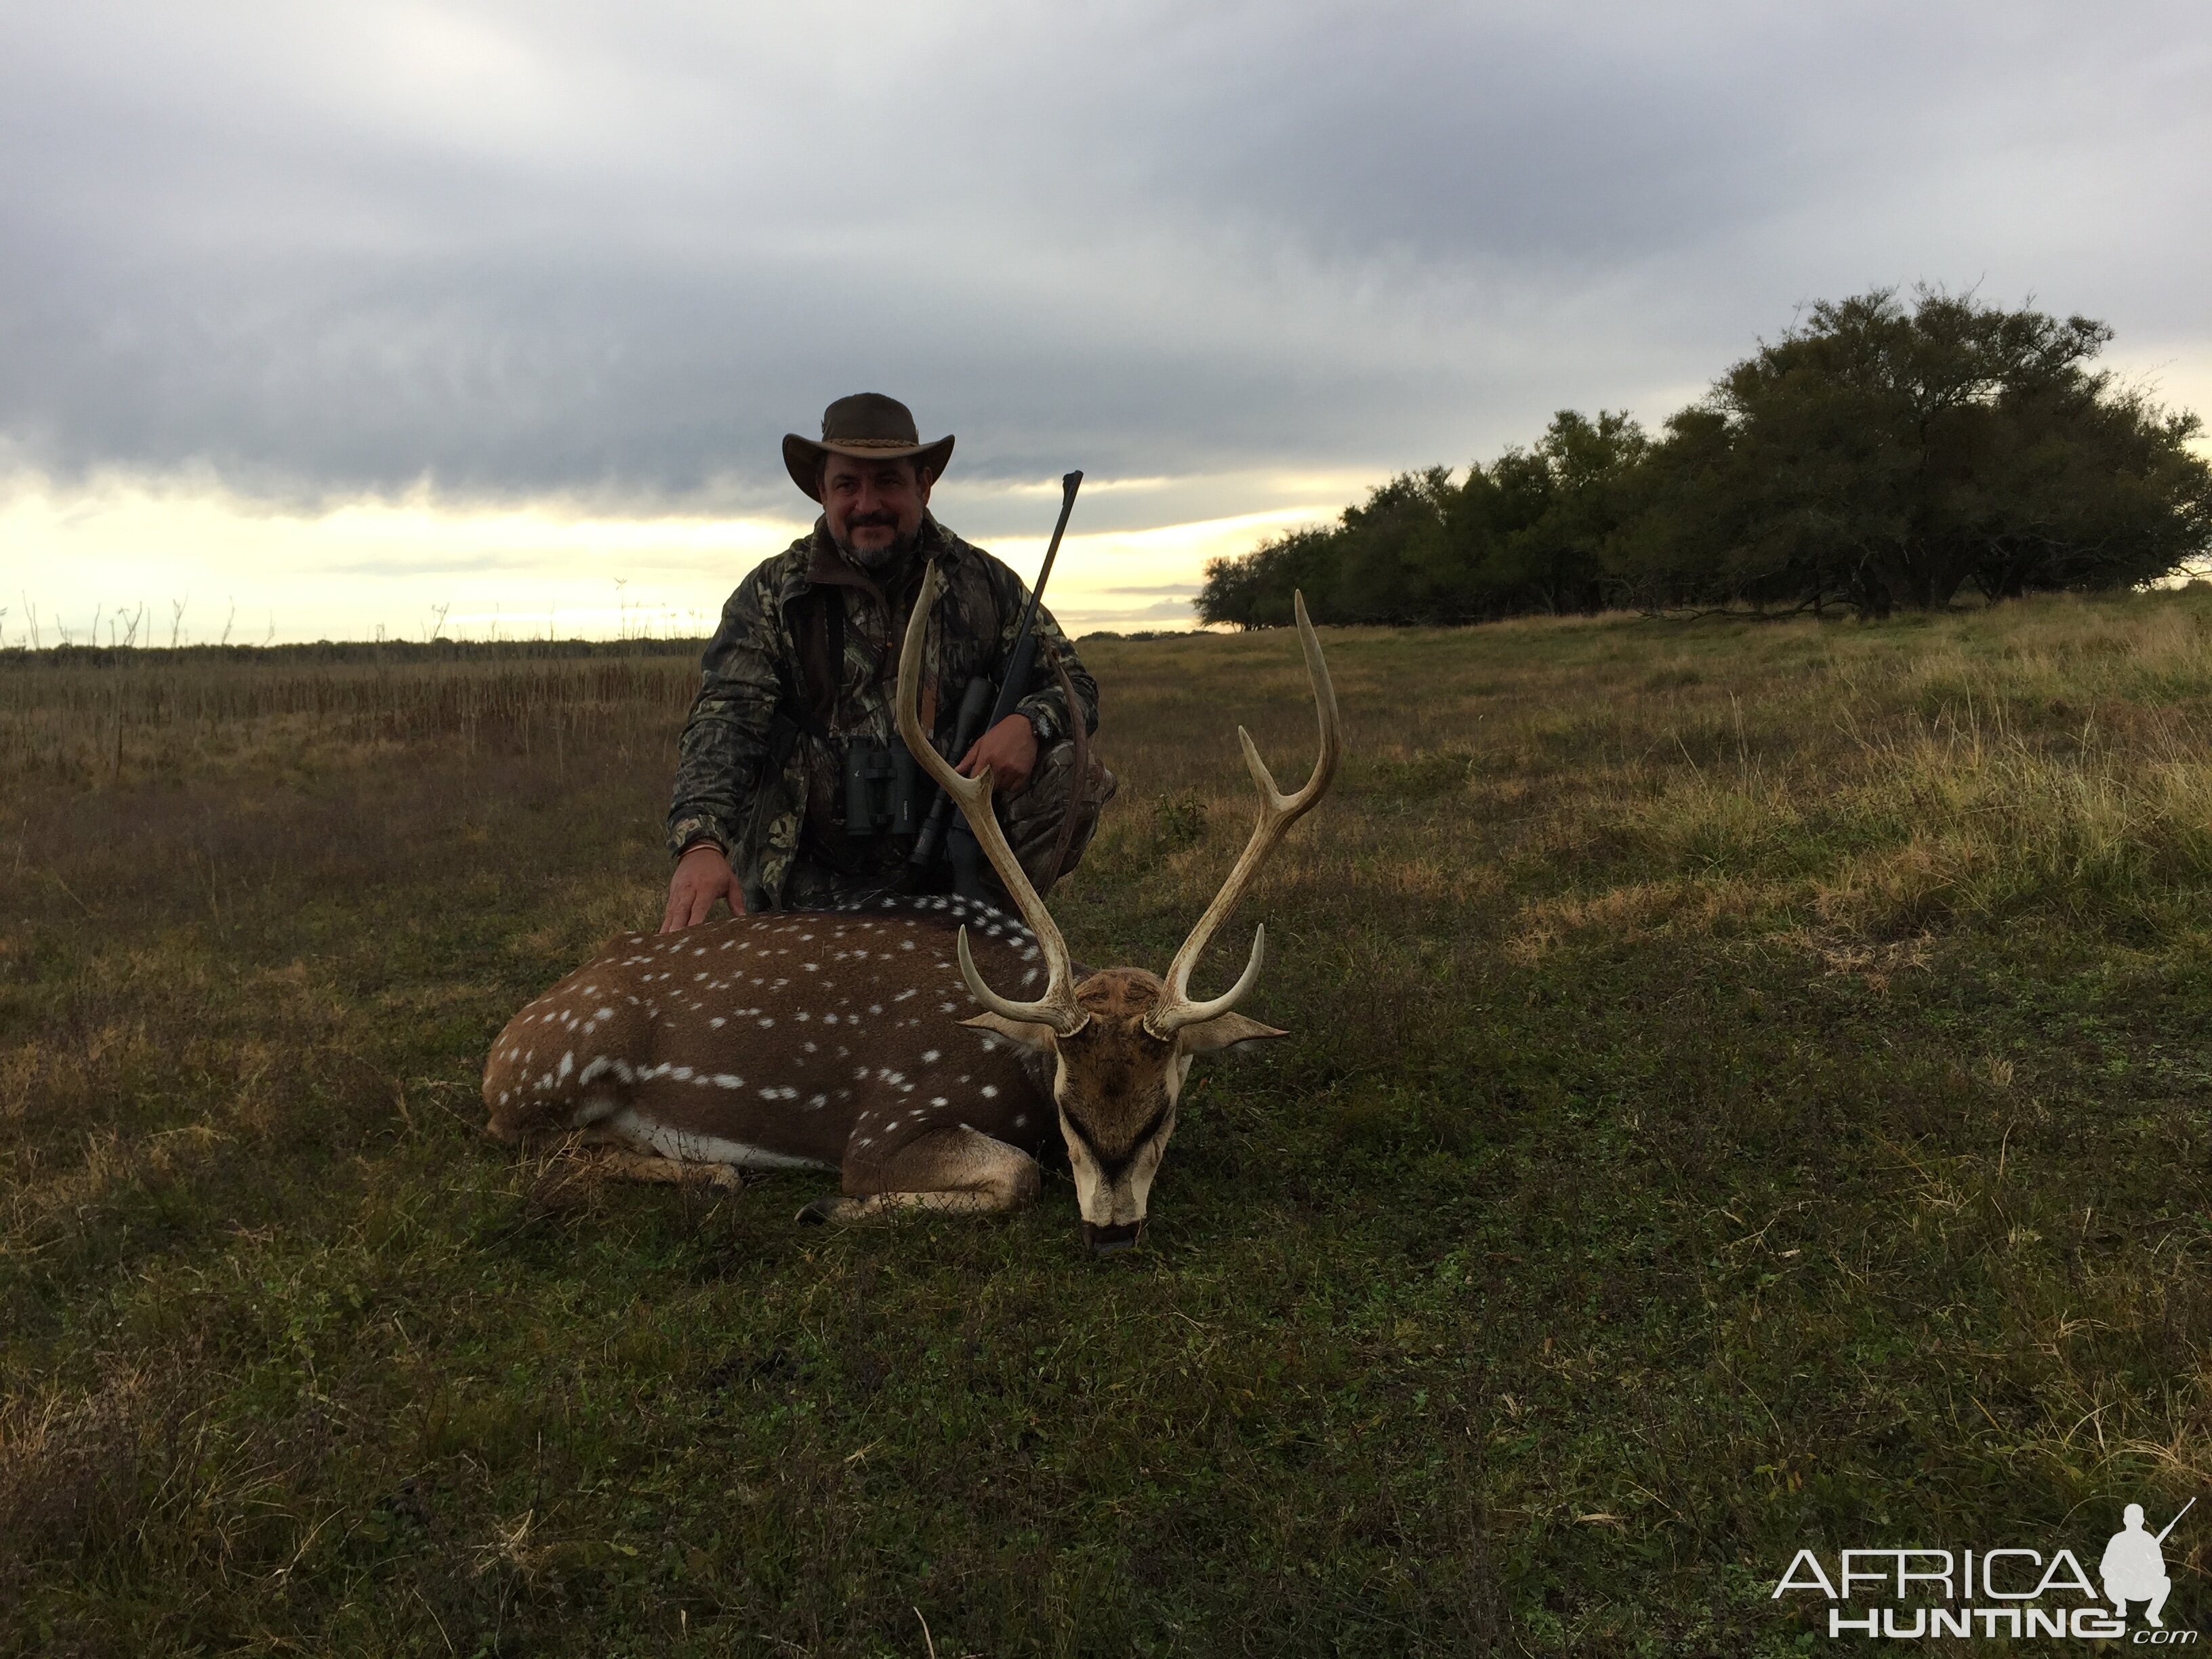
left=662, top=394, right=1112, bottom=930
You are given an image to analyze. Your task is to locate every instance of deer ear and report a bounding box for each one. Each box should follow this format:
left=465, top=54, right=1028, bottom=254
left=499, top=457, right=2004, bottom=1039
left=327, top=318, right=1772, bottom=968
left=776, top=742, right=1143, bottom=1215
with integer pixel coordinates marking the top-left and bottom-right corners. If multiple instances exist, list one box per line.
left=1176, top=1013, right=1287, bottom=1054
left=960, top=1011, right=1061, bottom=1051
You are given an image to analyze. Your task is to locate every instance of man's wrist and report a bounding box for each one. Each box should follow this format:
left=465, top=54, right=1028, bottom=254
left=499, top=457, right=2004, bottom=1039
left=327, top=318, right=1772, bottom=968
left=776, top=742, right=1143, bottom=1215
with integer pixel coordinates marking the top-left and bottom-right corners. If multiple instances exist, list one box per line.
left=1023, top=705, right=1056, bottom=745
left=678, top=838, right=728, bottom=862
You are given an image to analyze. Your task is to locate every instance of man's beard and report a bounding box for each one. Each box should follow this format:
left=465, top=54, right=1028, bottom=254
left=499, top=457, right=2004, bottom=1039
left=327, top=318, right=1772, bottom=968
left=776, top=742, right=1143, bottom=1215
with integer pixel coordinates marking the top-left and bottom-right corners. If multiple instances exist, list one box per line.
left=832, top=520, right=921, bottom=572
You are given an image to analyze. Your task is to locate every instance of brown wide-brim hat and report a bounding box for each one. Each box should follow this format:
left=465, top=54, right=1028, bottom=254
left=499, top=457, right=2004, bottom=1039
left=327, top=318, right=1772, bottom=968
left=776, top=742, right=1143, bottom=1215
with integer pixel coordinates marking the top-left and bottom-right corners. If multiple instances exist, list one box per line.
left=783, top=393, right=956, bottom=502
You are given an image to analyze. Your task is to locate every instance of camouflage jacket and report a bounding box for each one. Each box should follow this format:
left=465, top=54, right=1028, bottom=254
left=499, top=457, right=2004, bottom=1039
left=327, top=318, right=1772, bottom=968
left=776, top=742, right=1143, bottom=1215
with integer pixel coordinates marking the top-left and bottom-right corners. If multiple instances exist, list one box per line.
left=667, top=513, right=1099, bottom=908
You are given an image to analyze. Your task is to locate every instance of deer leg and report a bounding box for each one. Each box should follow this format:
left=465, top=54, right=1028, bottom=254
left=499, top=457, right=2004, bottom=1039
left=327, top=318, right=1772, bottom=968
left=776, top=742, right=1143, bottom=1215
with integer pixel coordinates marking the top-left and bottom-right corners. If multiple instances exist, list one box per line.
left=603, top=1149, right=745, bottom=1191
left=800, top=1124, right=1040, bottom=1225
left=559, top=1137, right=744, bottom=1192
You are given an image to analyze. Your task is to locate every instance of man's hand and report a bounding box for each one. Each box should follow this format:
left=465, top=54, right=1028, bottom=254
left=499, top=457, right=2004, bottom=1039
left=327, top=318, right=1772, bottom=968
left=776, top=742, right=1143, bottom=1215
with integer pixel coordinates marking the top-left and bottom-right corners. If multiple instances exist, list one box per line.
left=662, top=843, right=745, bottom=933
left=958, top=713, right=1040, bottom=795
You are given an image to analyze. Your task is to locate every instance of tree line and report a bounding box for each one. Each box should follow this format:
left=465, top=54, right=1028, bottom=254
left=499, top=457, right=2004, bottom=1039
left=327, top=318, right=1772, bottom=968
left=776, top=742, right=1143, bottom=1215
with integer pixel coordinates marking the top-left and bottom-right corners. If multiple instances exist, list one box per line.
left=1197, top=288, right=2212, bottom=626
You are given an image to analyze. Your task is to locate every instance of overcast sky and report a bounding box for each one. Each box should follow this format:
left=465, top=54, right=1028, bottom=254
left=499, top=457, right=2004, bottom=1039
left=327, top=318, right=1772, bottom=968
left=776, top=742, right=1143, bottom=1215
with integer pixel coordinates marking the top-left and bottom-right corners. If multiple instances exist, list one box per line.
left=5, top=1, right=2209, bottom=640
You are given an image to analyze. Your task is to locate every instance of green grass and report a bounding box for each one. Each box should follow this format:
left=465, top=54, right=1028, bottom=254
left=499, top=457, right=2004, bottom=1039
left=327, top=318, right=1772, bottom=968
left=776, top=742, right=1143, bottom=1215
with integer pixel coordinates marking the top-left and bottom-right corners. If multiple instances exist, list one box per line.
left=7, top=592, right=2212, bottom=1653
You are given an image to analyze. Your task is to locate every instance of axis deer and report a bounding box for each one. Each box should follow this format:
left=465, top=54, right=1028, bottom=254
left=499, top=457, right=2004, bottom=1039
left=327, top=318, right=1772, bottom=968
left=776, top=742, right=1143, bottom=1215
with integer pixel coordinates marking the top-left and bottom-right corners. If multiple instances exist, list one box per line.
left=482, top=577, right=1340, bottom=1253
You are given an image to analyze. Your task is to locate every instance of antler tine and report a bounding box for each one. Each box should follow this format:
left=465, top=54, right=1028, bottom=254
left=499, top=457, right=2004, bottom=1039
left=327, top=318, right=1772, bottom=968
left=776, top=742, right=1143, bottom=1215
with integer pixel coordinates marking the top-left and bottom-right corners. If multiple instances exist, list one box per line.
left=895, top=565, right=1086, bottom=1036
left=1147, top=591, right=1341, bottom=1038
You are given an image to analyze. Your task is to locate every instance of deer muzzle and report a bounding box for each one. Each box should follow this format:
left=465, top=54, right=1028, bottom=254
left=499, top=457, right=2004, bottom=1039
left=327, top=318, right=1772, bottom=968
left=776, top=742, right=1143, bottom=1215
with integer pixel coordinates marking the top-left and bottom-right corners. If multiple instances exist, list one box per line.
left=1081, top=1219, right=1145, bottom=1256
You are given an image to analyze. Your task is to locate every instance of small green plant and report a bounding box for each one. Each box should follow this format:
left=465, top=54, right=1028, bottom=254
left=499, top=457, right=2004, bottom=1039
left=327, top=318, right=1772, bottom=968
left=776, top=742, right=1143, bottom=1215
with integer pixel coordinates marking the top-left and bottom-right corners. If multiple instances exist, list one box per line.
left=1153, top=787, right=1208, bottom=850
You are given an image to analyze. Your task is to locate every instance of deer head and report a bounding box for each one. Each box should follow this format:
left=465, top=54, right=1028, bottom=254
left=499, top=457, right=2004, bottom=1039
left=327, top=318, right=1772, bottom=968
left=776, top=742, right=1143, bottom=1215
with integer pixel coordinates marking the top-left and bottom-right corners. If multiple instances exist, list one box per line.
left=896, top=572, right=1341, bottom=1253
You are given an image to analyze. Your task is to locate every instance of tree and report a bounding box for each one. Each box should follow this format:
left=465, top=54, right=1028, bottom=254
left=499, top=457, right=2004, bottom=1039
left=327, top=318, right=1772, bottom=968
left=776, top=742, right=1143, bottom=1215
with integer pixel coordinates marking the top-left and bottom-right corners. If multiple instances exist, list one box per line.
left=1472, top=410, right=1647, bottom=615
left=1196, top=523, right=1338, bottom=630
left=1637, top=287, right=2212, bottom=615
left=1196, top=413, right=1648, bottom=628
left=1199, top=288, right=2212, bottom=627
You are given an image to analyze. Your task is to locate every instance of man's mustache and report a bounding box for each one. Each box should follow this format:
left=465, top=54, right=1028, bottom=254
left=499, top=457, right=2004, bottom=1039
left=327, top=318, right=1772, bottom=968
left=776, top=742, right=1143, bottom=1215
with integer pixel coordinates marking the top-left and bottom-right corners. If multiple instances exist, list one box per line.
left=846, top=512, right=899, bottom=529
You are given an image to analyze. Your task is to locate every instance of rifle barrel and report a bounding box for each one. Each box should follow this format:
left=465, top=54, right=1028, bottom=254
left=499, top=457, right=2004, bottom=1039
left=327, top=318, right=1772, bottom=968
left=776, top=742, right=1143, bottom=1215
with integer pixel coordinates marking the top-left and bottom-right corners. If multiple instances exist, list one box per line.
left=987, top=470, right=1082, bottom=732
left=2155, top=1496, right=2196, bottom=1544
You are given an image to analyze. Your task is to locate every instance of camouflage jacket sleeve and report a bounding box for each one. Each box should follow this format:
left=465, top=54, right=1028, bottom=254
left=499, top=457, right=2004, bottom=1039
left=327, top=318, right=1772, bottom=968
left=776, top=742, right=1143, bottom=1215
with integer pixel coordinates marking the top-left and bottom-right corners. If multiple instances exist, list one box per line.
left=667, top=563, right=789, bottom=859
left=980, top=556, right=1099, bottom=744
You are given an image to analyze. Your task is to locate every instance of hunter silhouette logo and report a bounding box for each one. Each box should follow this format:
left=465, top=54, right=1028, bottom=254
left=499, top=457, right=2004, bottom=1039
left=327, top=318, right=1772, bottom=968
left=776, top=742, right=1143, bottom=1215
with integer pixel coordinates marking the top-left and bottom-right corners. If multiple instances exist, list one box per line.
left=2104, top=1499, right=2192, bottom=1630
left=1774, top=1496, right=2200, bottom=1641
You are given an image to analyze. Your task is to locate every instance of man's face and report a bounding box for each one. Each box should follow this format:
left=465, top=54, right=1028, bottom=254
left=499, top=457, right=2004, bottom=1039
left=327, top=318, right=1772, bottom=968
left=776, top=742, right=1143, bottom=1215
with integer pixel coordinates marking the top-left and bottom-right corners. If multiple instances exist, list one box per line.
left=821, top=455, right=932, bottom=570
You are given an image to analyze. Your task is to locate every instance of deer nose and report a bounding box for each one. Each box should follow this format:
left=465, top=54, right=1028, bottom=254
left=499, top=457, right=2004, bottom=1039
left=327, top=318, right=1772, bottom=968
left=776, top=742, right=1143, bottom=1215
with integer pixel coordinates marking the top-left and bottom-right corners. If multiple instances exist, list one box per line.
left=1082, top=1220, right=1144, bottom=1256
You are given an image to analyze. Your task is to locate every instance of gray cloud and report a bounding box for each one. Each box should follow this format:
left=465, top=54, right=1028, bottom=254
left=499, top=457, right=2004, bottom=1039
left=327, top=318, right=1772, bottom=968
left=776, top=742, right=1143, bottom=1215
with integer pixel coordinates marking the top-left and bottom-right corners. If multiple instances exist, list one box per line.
left=2, top=1, right=2207, bottom=516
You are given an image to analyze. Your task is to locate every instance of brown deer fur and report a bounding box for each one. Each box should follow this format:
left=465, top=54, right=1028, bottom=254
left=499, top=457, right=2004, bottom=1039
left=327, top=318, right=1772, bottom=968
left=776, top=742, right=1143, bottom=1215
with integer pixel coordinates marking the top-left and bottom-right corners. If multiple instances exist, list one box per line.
left=484, top=897, right=1059, bottom=1189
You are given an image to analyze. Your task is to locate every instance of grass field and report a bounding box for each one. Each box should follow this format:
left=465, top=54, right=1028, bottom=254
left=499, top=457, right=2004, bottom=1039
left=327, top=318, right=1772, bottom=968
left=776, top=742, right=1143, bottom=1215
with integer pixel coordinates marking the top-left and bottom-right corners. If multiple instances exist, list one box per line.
left=7, top=594, right=2212, bottom=1654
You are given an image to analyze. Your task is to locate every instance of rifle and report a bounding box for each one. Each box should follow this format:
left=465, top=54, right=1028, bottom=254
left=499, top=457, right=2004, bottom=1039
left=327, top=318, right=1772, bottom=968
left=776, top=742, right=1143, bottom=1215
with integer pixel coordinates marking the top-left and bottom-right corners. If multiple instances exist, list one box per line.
left=907, top=470, right=1083, bottom=899
left=2156, top=1497, right=2196, bottom=1545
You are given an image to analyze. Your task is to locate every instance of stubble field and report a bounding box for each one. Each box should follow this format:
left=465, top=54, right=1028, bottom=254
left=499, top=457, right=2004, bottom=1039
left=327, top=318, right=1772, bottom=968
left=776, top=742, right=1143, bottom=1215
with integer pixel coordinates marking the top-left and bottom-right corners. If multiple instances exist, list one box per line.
left=6, top=592, right=2212, bottom=1654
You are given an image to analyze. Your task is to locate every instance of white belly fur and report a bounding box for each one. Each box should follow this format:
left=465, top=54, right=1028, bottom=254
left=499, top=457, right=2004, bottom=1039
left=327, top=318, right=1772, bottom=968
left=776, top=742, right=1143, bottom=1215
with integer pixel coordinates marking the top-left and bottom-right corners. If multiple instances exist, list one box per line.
left=602, top=1107, right=832, bottom=1171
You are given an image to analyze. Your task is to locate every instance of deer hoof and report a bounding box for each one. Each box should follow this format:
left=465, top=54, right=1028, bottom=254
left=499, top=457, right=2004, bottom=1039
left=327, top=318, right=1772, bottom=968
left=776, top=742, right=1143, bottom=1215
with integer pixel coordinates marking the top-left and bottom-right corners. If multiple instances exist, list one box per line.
left=798, top=1196, right=840, bottom=1226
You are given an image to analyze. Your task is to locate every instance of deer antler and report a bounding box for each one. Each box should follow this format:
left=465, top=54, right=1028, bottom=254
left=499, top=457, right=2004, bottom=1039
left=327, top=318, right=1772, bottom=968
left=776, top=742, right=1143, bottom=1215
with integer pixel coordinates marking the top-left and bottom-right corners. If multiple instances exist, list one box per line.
left=895, top=565, right=1087, bottom=1036
left=1146, top=591, right=1340, bottom=1038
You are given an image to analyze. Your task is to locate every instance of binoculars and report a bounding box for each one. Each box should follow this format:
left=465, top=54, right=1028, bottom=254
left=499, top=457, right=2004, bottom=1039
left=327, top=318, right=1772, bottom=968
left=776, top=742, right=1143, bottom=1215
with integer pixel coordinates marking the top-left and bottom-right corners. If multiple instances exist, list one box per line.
left=844, top=737, right=919, bottom=837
